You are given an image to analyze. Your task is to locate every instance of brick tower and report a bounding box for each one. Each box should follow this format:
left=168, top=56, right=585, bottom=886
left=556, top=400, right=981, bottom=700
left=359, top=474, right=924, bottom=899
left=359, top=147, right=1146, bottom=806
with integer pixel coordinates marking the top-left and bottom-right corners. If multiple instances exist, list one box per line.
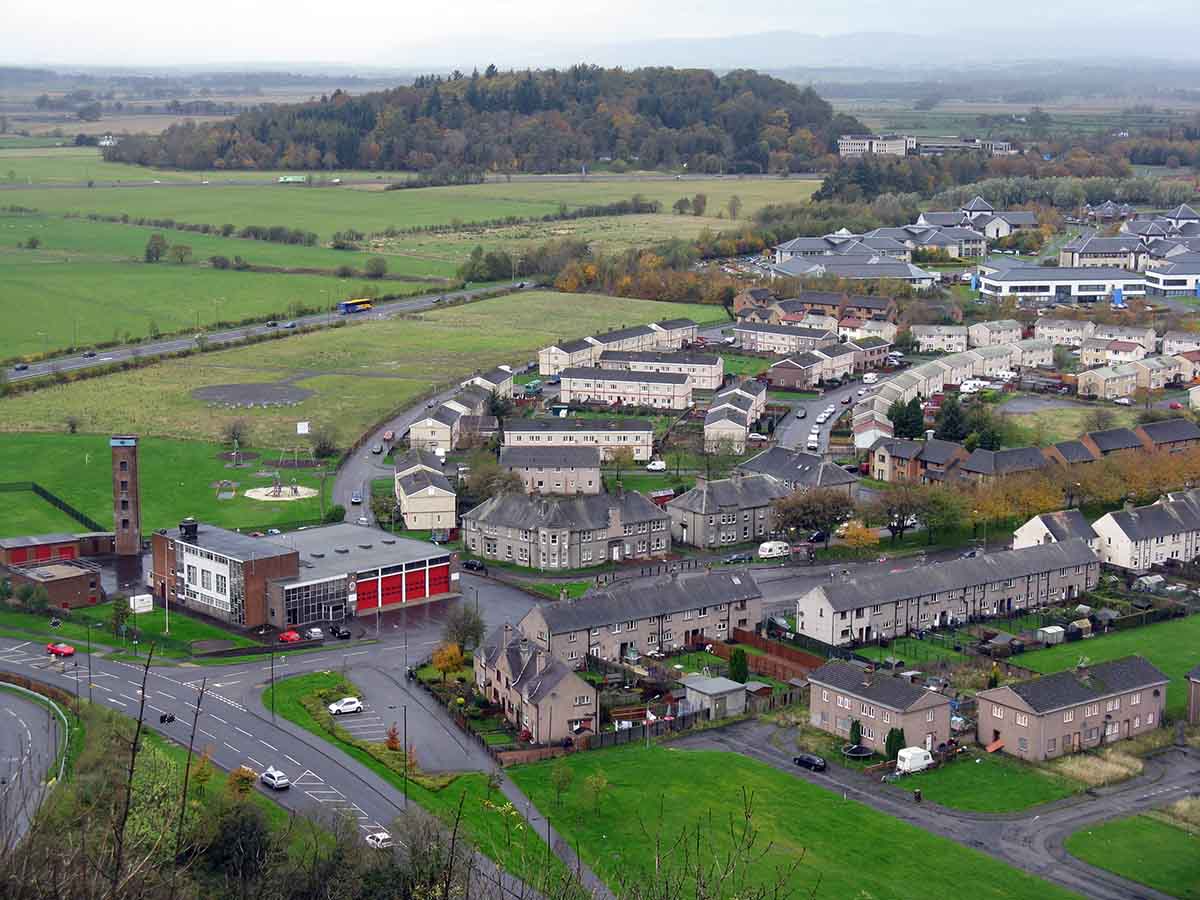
left=110, top=435, right=141, bottom=556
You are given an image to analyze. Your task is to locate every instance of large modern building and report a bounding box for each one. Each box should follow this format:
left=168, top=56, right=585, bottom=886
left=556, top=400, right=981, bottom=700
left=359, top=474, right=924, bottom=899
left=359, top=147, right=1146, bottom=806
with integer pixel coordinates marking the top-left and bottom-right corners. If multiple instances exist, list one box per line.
left=978, top=266, right=1146, bottom=304
left=151, top=519, right=458, bottom=629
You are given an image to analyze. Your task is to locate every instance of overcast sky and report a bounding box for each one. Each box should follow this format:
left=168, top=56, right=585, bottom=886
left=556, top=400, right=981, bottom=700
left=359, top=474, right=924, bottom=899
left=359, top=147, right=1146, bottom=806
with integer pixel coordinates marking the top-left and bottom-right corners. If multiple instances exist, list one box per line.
left=6, top=0, right=1198, bottom=68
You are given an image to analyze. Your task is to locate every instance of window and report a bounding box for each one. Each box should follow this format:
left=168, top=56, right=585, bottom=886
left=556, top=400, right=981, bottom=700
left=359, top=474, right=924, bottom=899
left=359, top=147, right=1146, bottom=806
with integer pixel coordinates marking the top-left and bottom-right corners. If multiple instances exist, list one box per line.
left=881, top=710, right=890, bottom=724
left=1130, top=692, right=1141, bottom=706
left=1146, top=711, right=1155, bottom=725
left=1016, top=713, right=1028, bottom=727
left=200, top=570, right=212, bottom=591
left=992, top=706, right=1004, bottom=720
left=1085, top=703, right=1099, bottom=718
left=568, top=632, right=578, bottom=643
left=1017, top=737, right=1028, bottom=753
left=1063, top=710, right=1074, bottom=724
left=590, top=627, right=599, bottom=636
left=120, top=460, right=128, bottom=472
left=574, top=695, right=590, bottom=706
left=1047, top=738, right=1056, bottom=753
left=625, top=620, right=636, bottom=631
left=186, top=565, right=197, bottom=585
left=1106, top=698, right=1120, bottom=713
left=821, top=690, right=828, bottom=703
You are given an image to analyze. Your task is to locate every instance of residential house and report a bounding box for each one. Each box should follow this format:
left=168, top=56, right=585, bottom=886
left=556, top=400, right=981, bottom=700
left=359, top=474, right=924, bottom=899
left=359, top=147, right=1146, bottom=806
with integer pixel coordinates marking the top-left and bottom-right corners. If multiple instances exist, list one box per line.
left=704, top=408, right=751, bottom=454
left=597, top=350, right=724, bottom=391
left=731, top=287, right=776, bottom=319
left=1012, top=509, right=1099, bottom=551
left=459, top=415, right=499, bottom=448
left=839, top=318, right=898, bottom=344
left=1136, top=418, right=1200, bottom=453
left=968, top=319, right=1023, bottom=348
left=462, top=365, right=515, bottom=400
left=666, top=474, right=790, bottom=548
left=1080, top=427, right=1144, bottom=458
left=771, top=290, right=843, bottom=318
left=793, top=540, right=1100, bottom=647
left=965, top=344, right=1020, bottom=377
left=1093, top=324, right=1157, bottom=352
left=558, top=367, right=692, bottom=410
left=1175, top=349, right=1200, bottom=383
left=975, top=657, right=1168, bottom=760
left=978, top=266, right=1146, bottom=305
left=475, top=624, right=597, bottom=744
left=714, top=380, right=767, bottom=421
left=588, top=325, right=658, bottom=355
left=778, top=309, right=841, bottom=331
left=1191, top=383, right=1200, bottom=411
left=502, top=418, right=655, bottom=462
left=908, top=361, right=948, bottom=395
left=853, top=407, right=894, bottom=451
left=930, top=355, right=975, bottom=388
left=520, top=570, right=764, bottom=667
left=1131, top=356, right=1182, bottom=391
left=735, top=447, right=859, bottom=499
left=1081, top=338, right=1147, bottom=368
left=499, top=446, right=602, bottom=496
left=910, top=325, right=968, bottom=353
left=1075, top=364, right=1138, bottom=400
left=649, top=318, right=698, bottom=349
left=1057, top=235, right=1148, bottom=270
left=1162, top=331, right=1200, bottom=356
left=959, top=447, right=1050, bottom=483
left=461, top=490, right=669, bottom=571
left=845, top=335, right=893, bottom=371
left=1034, top=318, right=1097, bottom=348
left=1188, top=664, right=1200, bottom=724
left=733, top=323, right=839, bottom=356
left=538, top=338, right=598, bottom=376
left=841, top=294, right=898, bottom=322
left=766, top=353, right=826, bottom=390
left=807, top=660, right=953, bottom=753
left=869, top=436, right=967, bottom=484
left=393, top=450, right=457, bottom=530
left=410, top=404, right=465, bottom=453
left=1012, top=338, right=1054, bottom=369
left=812, top=343, right=857, bottom=382
left=1043, top=440, right=1099, bottom=467
left=1091, top=488, right=1200, bottom=572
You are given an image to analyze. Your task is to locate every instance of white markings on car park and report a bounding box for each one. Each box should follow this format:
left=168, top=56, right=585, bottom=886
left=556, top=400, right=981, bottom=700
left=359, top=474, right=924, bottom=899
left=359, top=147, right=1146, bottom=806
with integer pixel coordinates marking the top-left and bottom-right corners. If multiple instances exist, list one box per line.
left=107, top=698, right=127, bottom=708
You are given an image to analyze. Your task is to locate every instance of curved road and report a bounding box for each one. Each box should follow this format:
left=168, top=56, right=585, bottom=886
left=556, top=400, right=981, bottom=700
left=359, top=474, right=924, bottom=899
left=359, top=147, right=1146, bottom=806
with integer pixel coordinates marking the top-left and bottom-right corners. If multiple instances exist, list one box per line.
left=0, top=689, right=61, bottom=848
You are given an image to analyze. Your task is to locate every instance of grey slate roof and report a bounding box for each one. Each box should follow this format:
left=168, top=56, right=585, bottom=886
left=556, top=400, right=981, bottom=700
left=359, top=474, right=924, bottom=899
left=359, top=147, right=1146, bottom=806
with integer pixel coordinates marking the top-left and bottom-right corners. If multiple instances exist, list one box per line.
left=471, top=367, right=512, bottom=387
left=0, top=533, right=85, bottom=549
left=961, top=447, right=1048, bottom=476
left=479, top=626, right=583, bottom=704
left=557, top=338, right=594, bottom=354
left=808, top=660, right=949, bottom=712
left=770, top=352, right=825, bottom=370
left=1033, top=509, right=1097, bottom=543
left=394, top=448, right=444, bottom=474
left=1102, top=488, right=1200, bottom=541
left=667, top=474, right=789, bottom=515
left=430, top=405, right=464, bottom=427
left=158, top=522, right=292, bottom=562
left=872, top=437, right=922, bottom=460
left=1062, top=235, right=1146, bottom=253
left=503, top=417, right=653, bottom=434
left=499, top=445, right=602, bottom=469
left=705, top=407, right=750, bottom=427
left=999, top=656, right=1169, bottom=714
left=736, top=447, right=857, bottom=489
left=810, top=539, right=1098, bottom=613
left=717, top=380, right=767, bottom=398
left=599, top=350, right=719, bottom=366
left=1188, top=663, right=1200, bottom=682
left=918, top=438, right=965, bottom=466
left=654, top=318, right=697, bottom=330
left=561, top=367, right=689, bottom=385
left=733, top=323, right=839, bottom=340
left=464, top=490, right=665, bottom=532
left=591, top=325, right=655, bottom=344
left=963, top=196, right=994, bottom=213
left=397, top=469, right=455, bottom=496
left=536, top=570, right=762, bottom=634
left=1087, top=427, right=1143, bottom=453
left=1138, top=418, right=1200, bottom=445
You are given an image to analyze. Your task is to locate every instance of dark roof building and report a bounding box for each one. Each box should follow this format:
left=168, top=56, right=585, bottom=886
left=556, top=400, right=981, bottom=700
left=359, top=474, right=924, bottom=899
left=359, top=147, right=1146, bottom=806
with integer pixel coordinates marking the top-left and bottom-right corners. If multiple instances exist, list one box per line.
left=997, top=657, right=1168, bottom=714
left=499, top=446, right=602, bottom=470
left=1085, top=427, right=1144, bottom=455
left=808, top=660, right=945, bottom=711
left=736, top=447, right=858, bottom=494
left=960, top=447, right=1049, bottom=478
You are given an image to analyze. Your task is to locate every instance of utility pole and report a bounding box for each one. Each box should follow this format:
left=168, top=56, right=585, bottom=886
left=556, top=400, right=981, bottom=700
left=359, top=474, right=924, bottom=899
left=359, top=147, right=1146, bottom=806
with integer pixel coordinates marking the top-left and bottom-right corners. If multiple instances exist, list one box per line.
left=402, top=704, right=408, bottom=809
left=86, top=623, right=93, bottom=703
left=270, top=648, right=276, bottom=722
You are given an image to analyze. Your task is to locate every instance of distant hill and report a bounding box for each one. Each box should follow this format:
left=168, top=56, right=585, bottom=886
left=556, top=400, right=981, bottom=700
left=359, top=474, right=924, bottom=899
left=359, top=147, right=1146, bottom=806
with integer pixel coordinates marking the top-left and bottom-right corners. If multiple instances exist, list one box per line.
left=103, top=65, right=861, bottom=174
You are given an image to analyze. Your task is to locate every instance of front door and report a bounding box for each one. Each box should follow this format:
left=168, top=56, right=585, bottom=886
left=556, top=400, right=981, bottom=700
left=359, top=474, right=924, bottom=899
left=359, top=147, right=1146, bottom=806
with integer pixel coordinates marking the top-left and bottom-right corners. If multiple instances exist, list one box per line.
left=1123, top=719, right=1130, bottom=738
left=925, top=733, right=933, bottom=751
left=610, top=543, right=621, bottom=562
left=1072, top=732, right=1081, bottom=752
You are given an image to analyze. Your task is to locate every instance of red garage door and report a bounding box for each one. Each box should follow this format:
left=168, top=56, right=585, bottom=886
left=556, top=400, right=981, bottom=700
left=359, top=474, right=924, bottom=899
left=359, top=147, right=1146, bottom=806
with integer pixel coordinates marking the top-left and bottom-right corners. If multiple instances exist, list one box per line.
left=428, top=564, right=450, bottom=596
left=34, top=545, right=53, bottom=561
left=356, top=578, right=380, bottom=611
left=380, top=573, right=404, bottom=607
left=404, top=569, right=427, bottom=602
left=57, top=545, right=76, bottom=559
left=9, top=549, right=28, bottom=564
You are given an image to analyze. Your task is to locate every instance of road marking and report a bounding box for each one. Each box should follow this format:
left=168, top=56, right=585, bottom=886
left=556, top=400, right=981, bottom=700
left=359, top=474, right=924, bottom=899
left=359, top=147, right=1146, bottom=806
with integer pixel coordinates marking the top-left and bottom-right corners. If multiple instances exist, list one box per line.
left=120, top=694, right=141, bottom=704
left=209, top=714, right=227, bottom=724
left=223, top=742, right=240, bottom=753
left=343, top=650, right=369, bottom=658
left=95, top=684, right=112, bottom=692
left=5, top=642, right=30, bottom=651
left=107, top=698, right=127, bottom=708
left=127, top=680, right=142, bottom=688
left=259, top=740, right=277, bottom=752
left=235, top=726, right=253, bottom=738
left=157, top=691, right=176, bottom=700
left=284, top=754, right=300, bottom=766
left=247, top=756, right=263, bottom=768
left=199, top=729, right=216, bottom=740
left=148, top=705, right=164, bottom=715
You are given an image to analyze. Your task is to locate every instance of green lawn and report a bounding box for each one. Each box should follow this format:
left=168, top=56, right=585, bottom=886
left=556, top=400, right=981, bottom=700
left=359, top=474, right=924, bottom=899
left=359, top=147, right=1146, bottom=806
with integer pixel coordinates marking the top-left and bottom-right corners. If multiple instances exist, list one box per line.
left=509, top=746, right=1081, bottom=900
left=1065, top=815, right=1200, bottom=900
left=263, top=671, right=565, bottom=886
left=526, top=581, right=591, bottom=601
left=602, top=472, right=694, bottom=495
left=0, top=489, right=85, bottom=534
left=999, top=402, right=1138, bottom=447
left=720, top=354, right=771, bottom=377
left=855, top=635, right=967, bottom=666
left=0, top=291, right=726, bottom=446
left=1019, top=615, right=1200, bottom=719
left=905, top=750, right=1082, bottom=812
left=0, top=434, right=332, bottom=535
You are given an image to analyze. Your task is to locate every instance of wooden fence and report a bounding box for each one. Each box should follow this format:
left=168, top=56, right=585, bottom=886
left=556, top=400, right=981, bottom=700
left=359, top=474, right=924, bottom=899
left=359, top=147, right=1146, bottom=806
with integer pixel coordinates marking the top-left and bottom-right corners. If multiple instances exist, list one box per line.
left=732, top=628, right=826, bottom=670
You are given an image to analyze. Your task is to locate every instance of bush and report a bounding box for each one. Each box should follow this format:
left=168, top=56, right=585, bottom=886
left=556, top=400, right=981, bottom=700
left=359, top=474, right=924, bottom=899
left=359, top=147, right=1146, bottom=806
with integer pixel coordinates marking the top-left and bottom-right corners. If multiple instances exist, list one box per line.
left=364, top=256, right=388, bottom=279
left=323, top=504, right=345, bottom=524
left=209, top=255, right=230, bottom=269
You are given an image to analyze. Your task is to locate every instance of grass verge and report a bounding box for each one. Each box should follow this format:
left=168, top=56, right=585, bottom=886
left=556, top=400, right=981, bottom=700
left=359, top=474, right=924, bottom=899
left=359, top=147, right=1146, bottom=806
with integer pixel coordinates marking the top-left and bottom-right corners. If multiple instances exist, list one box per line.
left=904, top=749, right=1082, bottom=812
left=1065, top=812, right=1200, bottom=900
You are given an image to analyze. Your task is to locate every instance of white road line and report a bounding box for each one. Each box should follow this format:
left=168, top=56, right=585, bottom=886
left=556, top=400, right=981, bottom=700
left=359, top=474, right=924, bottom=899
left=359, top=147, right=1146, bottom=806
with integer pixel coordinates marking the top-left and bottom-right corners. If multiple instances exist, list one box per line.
left=259, top=740, right=277, bottom=752
left=127, top=680, right=142, bottom=688
left=247, top=756, right=263, bottom=768
left=209, top=714, right=227, bottom=724
left=200, top=729, right=216, bottom=739
left=7, top=642, right=31, bottom=651
left=120, top=694, right=141, bottom=704
left=235, top=726, right=253, bottom=738
left=223, top=742, right=240, bottom=753
left=95, top=684, right=112, bottom=692
left=284, top=754, right=300, bottom=766
left=107, top=698, right=127, bottom=708
left=157, top=691, right=176, bottom=700
left=343, top=651, right=369, bottom=658
left=148, top=705, right=164, bottom=715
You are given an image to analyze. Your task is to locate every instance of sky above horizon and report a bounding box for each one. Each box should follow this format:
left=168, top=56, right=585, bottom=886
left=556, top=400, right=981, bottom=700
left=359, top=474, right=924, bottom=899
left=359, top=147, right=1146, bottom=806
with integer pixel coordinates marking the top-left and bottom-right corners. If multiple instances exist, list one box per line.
left=6, top=0, right=1198, bottom=67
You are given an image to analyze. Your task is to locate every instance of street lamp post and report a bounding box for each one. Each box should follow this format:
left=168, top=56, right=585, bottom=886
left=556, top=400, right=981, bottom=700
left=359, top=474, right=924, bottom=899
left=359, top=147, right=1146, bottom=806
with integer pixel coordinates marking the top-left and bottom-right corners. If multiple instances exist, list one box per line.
left=85, top=622, right=93, bottom=703
left=270, top=648, right=276, bottom=722
left=402, top=704, right=408, bottom=809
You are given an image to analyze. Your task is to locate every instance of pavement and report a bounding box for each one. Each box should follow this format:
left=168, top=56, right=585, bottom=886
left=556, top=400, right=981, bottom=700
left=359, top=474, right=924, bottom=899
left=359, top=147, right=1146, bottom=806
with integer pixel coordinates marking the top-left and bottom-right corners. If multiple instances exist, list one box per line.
left=674, top=718, right=1199, bottom=900
left=0, top=689, right=60, bottom=848
left=6, top=282, right=531, bottom=383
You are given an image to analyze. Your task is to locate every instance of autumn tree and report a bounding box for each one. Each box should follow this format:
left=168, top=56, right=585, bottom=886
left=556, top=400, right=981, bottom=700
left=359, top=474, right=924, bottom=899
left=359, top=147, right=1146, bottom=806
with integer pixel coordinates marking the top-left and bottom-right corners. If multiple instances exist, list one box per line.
left=465, top=450, right=523, bottom=500
left=841, top=520, right=879, bottom=552
left=143, top=233, right=168, bottom=262
left=691, top=193, right=707, bottom=216
left=386, top=722, right=401, bottom=751
left=870, top=483, right=925, bottom=542
left=432, top=642, right=464, bottom=681
left=167, top=243, right=192, bottom=264
left=608, top=446, right=637, bottom=484
left=772, top=487, right=855, bottom=548
left=583, top=770, right=609, bottom=813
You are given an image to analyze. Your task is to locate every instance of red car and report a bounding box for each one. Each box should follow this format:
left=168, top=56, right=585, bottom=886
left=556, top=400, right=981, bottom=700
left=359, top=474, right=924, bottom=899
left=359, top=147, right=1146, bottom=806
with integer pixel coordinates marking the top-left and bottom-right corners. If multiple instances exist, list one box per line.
left=278, top=630, right=301, bottom=643
left=1169, top=402, right=1184, bottom=410
left=46, top=642, right=75, bottom=658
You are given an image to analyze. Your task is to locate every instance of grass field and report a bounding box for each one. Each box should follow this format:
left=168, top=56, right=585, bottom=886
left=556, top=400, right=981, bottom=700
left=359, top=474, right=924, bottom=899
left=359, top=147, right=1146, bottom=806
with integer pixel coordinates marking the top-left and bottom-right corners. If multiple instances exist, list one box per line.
left=855, top=635, right=967, bottom=666
left=999, top=402, right=1138, bottom=447
left=721, top=354, right=771, bottom=377
left=0, top=434, right=332, bottom=535
left=602, top=472, right=696, bottom=495
left=1018, top=615, right=1200, bottom=719
left=509, top=746, right=1079, bottom=900
left=526, top=581, right=591, bottom=601
left=905, top=750, right=1081, bottom=812
left=1065, top=815, right=1200, bottom=900
left=0, top=291, right=728, bottom=445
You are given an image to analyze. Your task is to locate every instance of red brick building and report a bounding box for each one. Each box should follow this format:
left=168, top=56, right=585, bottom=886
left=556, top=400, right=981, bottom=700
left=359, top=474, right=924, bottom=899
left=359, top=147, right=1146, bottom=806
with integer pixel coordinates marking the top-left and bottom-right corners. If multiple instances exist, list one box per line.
left=3, top=559, right=105, bottom=609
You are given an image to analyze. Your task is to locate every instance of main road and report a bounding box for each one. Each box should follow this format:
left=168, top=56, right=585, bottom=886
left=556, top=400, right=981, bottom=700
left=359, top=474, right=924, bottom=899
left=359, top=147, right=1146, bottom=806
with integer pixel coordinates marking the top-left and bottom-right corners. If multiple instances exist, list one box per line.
left=0, top=688, right=61, bottom=848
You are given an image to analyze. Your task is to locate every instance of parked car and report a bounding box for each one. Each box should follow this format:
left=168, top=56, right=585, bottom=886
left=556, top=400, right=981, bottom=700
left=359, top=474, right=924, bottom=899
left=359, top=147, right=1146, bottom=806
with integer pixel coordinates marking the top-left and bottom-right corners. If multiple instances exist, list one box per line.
left=278, top=630, right=301, bottom=643
left=792, top=752, right=827, bottom=772
left=266, top=528, right=281, bottom=535
left=13, top=363, right=28, bottom=371
left=810, top=424, right=820, bottom=434
left=82, top=350, right=97, bottom=358
left=807, top=530, right=827, bottom=544
left=646, top=460, right=667, bottom=472
left=795, top=407, right=807, bottom=419
left=330, top=624, right=352, bottom=640
left=266, top=320, right=278, bottom=327
left=304, top=627, right=324, bottom=640
left=283, top=321, right=297, bottom=329
left=1114, top=397, right=1132, bottom=406
left=356, top=516, right=370, bottom=526
left=350, top=491, right=363, bottom=504
left=328, top=697, right=363, bottom=716
left=462, top=559, right=488, bottom=574
left=841, top=395, right=852, bottom=404
left=260, top=766, right=290, bottom=790
left=365, top=831, right=393, bottom=850
left=960, top=549, right=981, bottom=559
left=371, top=444, right=384, bottom=455
left=723, top=551, right=753, bottom=565
left=747, top=433, right=769, bottom=442
left=1169, top=401, right=1184, bottom=410
left=46, top=642, right=75, bottom=658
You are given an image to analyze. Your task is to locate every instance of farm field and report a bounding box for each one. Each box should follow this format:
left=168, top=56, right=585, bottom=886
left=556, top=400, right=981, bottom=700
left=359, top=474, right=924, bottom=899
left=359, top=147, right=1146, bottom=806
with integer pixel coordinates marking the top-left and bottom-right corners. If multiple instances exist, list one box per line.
left=0, top=434, right=332, bottom=535
left=1065, top=814, right=1200, bottom=900
left=1018, top=614, right=1200, bottom=719
left=509, top=745, right=1079, bottom=900
left=0, top=292, right=730, bottom=445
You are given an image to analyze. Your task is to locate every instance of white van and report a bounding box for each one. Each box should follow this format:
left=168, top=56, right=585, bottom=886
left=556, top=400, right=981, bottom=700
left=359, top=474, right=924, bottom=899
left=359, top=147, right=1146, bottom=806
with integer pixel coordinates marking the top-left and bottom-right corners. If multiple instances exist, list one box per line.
left=863, top=372, right=878, bottom=385
left=806, top=437, right=820, bottom=451
left=757, top=540, right=790, bottom=560
left=896, top=747, right=934, bottom=774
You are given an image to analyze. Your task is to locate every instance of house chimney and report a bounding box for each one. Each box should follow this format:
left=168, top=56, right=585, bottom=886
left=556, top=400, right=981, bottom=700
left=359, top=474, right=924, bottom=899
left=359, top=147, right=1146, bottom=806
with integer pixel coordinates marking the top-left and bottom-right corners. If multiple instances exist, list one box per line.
left=925, top=429, right=935, bottom=442
left=503, top=622, right=513, bottom=645
left=519, top=637, right=531, bottom=666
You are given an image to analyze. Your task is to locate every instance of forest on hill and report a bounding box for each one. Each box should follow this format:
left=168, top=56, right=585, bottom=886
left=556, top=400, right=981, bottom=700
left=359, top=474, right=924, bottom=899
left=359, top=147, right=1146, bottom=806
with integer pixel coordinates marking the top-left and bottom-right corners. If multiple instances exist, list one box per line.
left=103, top=64, right=862, bottom=174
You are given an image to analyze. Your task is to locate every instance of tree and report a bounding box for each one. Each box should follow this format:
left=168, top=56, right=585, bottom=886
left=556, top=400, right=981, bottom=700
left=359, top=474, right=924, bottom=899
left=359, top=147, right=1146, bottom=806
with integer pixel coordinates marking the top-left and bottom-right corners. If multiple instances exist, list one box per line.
left=608, top=446, right=636, bottom=483
left=222, top=418, right=251, bottom=448
left=933, top=395, right=968, bottom=442
left=871, top=483, right=924, bottom=542
left=1084, top=407, right=1116, bottom=433
left=167, top=244, right=192, bottom=264
left=884, top=727, right=906, bottom=760
left=465, top=451, right=523, bottom=500
left=691, top=193, right=707, bottom=216
left=549, top=758, right=574, bottom=807
left=443, top=604, right=485, bottom=652
left=888, top=396, right=926, bottom=439
left=364, top=256, right=388, bottom=279
left=772, top=487, right=855, bottom=548
left=583, top=769, right=609, bottom=813
left=672, top=196, right=692, bottom=215
left=143, top=233, right=168, bottom=262
left=110, top=595, right=130, bottom=637
left=729, top=648, right=749, bottom=683
left=841, top=520, right=879, bottom=552
left=310, top=423, right=338, bottom=458
left=849, top=719, right=862, bottom=748
left=227, top=766, right=257, bottom=799
left=24, top=236, right=41, bottom=250
left=432, top=642, right=463, bottom=681
left=386, top=722, right=401, bottom=752
left=727, top=194, right=743, bottom=220
left=15, top=583, right=48, bottom=615
left=917, top=486, right=966, bottom=544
